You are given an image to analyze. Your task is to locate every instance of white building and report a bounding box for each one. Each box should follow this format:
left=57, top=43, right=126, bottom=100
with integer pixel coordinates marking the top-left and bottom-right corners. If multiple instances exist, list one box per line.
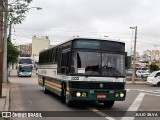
left=32, top=36, right=50, bottom=62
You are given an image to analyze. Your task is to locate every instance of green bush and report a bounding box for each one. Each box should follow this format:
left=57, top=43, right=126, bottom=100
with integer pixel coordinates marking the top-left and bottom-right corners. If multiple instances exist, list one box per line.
left=149, top=63, right=159, bottom=72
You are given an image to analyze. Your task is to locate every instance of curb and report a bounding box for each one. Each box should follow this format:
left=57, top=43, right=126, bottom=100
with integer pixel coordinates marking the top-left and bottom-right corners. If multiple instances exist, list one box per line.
left=126, top=81, right=147, bottom=85
left=0, top=87, right=10, bottom=120
left=4, top=88, right=9, bottom=111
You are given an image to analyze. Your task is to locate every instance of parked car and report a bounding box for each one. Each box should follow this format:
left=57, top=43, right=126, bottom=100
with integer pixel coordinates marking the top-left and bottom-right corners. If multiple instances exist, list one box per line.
left=147, top=70, right=160, bottom=86
left=126, top=69, right=133, bottom=76
left=136, top=70, right=150, bottom=78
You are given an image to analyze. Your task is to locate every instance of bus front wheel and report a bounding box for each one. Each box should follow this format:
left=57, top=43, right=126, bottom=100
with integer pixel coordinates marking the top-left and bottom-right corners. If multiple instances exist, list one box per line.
left=103, top=101, right=115, bottom=108
left=64, top=90, right=74, bottom=107
left=65, top=95, right=74, bottom=107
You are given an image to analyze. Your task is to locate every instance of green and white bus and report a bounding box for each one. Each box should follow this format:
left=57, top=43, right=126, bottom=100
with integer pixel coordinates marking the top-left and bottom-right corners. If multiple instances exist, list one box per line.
left=38, top=37, right=127, bottom=107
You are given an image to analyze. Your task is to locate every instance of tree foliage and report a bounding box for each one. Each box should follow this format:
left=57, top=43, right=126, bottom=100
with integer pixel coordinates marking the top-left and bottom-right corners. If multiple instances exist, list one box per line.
left=149, top=63, right=159, bottom=72
left=8, top=0, right=33, bottom=24
left=6, top=0, right=32, bottom=65
left=7, top=41, right=20, bottom=66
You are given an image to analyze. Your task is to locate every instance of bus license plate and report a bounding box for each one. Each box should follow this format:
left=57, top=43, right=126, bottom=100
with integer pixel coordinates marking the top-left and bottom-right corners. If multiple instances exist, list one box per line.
left=97, top=94, right=106, bottom=98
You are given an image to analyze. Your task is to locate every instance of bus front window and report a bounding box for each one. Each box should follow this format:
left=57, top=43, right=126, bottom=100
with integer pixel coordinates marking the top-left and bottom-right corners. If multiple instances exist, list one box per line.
left=71, top=52, right=125, bottom=77
left=102, top=53, right=125, bottom=76
left=19, top=59, right=32, bottom=64
left=71, top=51, right=101, bottom=75
left=19, top=66, right=32, bottom=72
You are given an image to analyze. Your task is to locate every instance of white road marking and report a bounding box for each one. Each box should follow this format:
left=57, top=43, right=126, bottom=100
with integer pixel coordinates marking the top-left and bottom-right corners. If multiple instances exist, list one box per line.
left=146, top=93, right=160, bottom=97
left=88, top=107, right=116, bottom=120
left=127, top=92, right=145, bottom=111
left=121, top=92, right=145, bottom=120
left=126, top=89, right=130, bottom=92
left=139, top=90, right=160, bottom=94
left=88, top=89, right=159, bottom=120
left=105, top=117, right=116, bottom=120
left=154, top=90, right=160, bottom=92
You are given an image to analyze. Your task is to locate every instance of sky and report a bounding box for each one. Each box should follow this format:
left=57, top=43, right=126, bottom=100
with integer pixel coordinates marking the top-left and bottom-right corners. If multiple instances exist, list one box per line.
left=11, top=0, right=160, bottom=55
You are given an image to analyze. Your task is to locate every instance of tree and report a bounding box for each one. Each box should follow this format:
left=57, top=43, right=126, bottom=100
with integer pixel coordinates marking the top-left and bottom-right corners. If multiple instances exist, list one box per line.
left=149, top=63, right=159, bottom=72
left=7, top=0, right=33, bottom=41
left=7, top=41, right=20, bottom=66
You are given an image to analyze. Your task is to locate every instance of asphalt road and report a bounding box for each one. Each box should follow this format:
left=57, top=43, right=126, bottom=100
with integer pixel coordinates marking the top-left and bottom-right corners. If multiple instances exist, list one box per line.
left=8, top=70, right=160, bottom=120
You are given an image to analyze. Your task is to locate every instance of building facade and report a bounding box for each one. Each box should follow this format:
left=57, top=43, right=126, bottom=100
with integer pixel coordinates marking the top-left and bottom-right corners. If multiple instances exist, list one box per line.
left=143, top=50, right=160, bottom=61
left=19, top=44, right=32, bottom=57
left=32, top=36, right=50, bottom=62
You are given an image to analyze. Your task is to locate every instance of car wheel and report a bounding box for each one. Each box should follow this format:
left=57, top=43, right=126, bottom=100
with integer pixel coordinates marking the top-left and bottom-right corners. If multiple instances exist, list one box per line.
left=157, top=82, right=160, bottom=87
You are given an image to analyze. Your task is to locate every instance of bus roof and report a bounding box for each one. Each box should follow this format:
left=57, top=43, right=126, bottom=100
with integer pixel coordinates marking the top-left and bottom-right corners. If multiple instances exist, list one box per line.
left=39, top=37, right=125, bottom=53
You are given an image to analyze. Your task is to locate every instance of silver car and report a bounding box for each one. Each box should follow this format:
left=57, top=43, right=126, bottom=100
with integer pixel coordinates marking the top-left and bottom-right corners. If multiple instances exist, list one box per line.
left=136, top=70, right=150, bottom=78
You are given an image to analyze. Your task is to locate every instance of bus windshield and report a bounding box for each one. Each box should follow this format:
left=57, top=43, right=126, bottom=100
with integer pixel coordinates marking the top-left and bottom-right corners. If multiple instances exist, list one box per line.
left=19, top=58, right=32, bottom=64
left=19, top=66, right=32, bottom=72
left=71, top=51, right=125, bottom=77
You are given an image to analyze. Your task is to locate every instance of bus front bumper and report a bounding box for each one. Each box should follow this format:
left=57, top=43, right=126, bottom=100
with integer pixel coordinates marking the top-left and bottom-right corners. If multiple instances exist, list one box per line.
left=67, top=89, right=126, bottom=102
left=19, top=72, right=32, bottom=76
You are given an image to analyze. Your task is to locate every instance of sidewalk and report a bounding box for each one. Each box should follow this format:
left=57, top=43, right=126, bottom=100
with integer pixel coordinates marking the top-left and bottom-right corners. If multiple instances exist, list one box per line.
left=0, top=83, right=10, bottom=120
left=126, top=77, right=147, bottom=84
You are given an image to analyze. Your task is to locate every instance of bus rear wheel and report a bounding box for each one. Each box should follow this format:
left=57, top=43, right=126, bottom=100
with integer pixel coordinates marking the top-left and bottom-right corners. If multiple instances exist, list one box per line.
left=103, top=101, right=114, bottom=108
left=43, top=85, right=49, bottom=94
left=61, top=85, right=66, bottom=103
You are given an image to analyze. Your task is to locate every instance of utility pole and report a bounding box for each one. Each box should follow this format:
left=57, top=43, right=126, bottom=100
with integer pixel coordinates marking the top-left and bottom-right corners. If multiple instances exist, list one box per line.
left=3, top=0, right=8, bottom=83
left=0, top=0, right=4, bottom=97
left=130, top=26, right=137, bottom=84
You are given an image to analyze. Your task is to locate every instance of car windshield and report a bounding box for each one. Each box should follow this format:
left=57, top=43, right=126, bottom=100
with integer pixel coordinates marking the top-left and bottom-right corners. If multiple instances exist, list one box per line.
left=149, top=71, right=157, bottom=77
left=70, top=51, right=125, bottom=77
left=141, top=71, right=146, bottom=73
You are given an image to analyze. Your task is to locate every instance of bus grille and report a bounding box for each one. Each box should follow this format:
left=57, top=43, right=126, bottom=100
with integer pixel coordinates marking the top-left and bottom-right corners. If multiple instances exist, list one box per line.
left=69, top=82, right=125, bottom=90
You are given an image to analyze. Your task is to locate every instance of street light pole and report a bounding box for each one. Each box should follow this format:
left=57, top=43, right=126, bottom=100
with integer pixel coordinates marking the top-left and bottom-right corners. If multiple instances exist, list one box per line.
left=130, top=26, right=137, bottom=84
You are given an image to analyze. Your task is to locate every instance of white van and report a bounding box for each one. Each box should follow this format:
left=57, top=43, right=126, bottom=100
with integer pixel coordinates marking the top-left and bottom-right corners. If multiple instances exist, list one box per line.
left=147, top=70, right=160, bottom=86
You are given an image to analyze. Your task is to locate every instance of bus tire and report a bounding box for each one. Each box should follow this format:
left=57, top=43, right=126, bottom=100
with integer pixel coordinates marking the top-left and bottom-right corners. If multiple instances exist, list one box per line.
left=64, top=90, right=74, bottom=107
left=65, top=97, right=73, bottom=107
left=61, top=84, right=66, bottom=103
left=103, top=101, right=114, bottom=108
left=43, top=85, right=49, bottom=94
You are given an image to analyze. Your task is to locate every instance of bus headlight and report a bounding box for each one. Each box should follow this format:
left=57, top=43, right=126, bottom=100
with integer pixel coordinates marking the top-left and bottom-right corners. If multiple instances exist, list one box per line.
left=76, top=92, right=81, bottom=97
left=120, top=93, right=125, bottom=97
left=115, top=93, right=119, bottom=98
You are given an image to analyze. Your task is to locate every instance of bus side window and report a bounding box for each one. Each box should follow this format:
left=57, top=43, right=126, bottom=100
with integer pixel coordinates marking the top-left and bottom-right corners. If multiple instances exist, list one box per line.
left=57, top=47, right=62, bottom=73
left=61, top=52, right=70, bottom=74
